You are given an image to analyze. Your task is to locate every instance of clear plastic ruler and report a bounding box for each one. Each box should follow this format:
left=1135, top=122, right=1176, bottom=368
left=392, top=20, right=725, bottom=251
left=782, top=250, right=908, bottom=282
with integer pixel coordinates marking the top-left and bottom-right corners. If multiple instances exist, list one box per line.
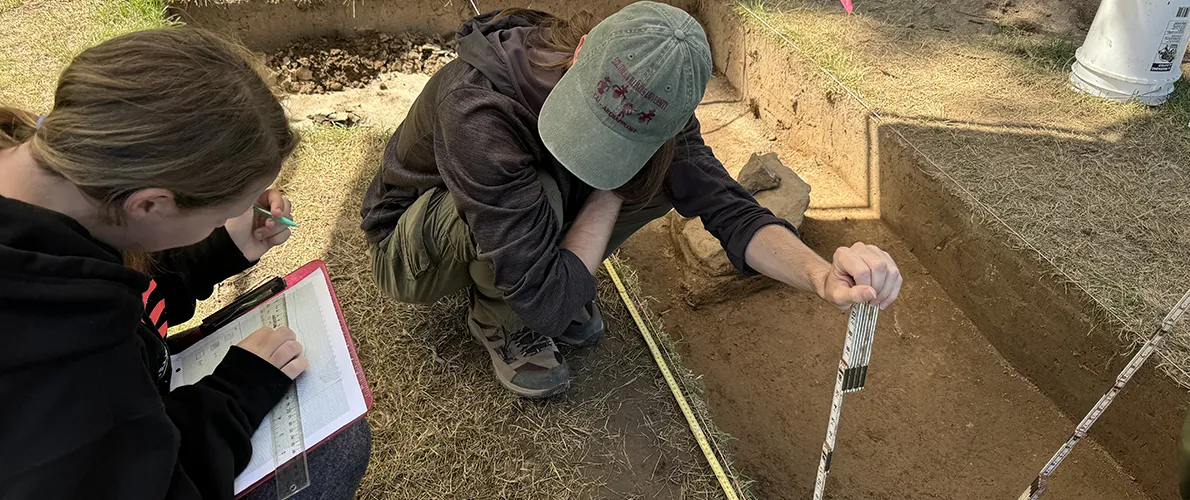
left=813, top=303, right=879, bottom=500
left=260, top=295, right=311, bottom=500
left=1017, top=288, right=1190, bottom=500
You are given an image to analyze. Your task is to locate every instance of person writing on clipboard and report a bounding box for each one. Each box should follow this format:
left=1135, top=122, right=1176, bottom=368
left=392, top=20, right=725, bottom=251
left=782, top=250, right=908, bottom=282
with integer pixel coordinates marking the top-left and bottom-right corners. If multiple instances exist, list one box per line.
left=0, top=29, right=370, bottom=499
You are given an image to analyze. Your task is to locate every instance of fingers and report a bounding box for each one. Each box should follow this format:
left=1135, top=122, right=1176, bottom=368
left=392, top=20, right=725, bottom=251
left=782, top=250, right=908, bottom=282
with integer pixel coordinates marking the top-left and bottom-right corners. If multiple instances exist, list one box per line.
left=265, top=227, right=292, bottom=247
left=832, top=242, right=903, bottom=309
left=832, top=246, right=870, bottom=287
left=269, top=339, right=303, bottom=368
left=851, top=243, right=888, bottom=298
left=254, top=225, right=291, bottom=243
left=832, top=246, right=876, bottom=302
left=880, top=274, right=903, bottom=309
left=261, top=188, right=287, bottom=217
left=236, top=326, right=306, bottom=378
left=280, top=354, right=308, bottom=379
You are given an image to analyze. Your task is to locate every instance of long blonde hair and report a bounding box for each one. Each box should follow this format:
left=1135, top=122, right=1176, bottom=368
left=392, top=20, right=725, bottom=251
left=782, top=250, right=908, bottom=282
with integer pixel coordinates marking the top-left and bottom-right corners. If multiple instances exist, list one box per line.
left=0, top=28, right=298, bottom=220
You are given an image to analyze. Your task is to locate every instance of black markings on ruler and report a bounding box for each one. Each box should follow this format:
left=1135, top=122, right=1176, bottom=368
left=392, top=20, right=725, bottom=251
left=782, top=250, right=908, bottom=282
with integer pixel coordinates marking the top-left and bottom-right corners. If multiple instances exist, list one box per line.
left=1177, top=6, right=1189, bottom=17
left=813, top=303, right=879, bottom=500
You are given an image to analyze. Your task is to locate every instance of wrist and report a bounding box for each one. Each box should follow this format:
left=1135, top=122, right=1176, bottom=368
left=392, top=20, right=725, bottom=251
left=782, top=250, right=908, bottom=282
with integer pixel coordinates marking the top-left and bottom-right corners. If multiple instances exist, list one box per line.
left=230, top=233, right=263, bottom=262
left=811, top=263, right=830, bottom=300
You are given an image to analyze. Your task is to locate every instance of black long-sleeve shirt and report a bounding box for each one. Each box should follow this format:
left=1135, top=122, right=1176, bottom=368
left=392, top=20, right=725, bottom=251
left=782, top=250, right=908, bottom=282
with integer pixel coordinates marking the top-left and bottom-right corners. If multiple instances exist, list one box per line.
left=361, top=11, right=796, bottom=336
left=0, top=195, right=291, bottom=499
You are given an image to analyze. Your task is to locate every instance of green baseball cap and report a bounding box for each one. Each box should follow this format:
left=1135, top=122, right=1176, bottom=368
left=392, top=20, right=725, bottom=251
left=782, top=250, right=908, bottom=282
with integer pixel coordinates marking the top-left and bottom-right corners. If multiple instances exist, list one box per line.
left=539, top=1, right=712, bottom=190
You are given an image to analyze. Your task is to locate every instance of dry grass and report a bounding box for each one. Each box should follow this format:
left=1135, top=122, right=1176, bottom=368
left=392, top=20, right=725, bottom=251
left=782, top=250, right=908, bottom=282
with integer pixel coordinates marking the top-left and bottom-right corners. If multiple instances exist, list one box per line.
left=742, top=0, right=1190, bottom=386
left=0, top=0, right=176, bottom=108
left=1, top=1, right=741, bottom=496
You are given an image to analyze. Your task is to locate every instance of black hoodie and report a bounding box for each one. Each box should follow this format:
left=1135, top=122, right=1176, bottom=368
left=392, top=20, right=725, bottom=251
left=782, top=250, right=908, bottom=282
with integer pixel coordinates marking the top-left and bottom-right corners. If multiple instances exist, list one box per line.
left=0, top=195, right=292, bottom=499
left=361, top=11, right=796, bottom=336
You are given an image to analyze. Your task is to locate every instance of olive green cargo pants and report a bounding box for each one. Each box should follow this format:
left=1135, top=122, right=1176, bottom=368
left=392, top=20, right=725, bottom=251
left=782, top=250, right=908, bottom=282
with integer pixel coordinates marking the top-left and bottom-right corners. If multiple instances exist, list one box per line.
left=370, top=171, right=672, bottom=333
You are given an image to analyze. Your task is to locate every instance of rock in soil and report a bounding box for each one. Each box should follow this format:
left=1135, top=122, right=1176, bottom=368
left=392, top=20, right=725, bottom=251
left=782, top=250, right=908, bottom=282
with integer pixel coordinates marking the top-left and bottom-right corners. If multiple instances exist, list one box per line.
left=737, top=152, right=783, bottom=193
left=308, top=111, right=362, bottom=128
left=670, top=152, right=812, bottom=306
left=267, top=31, right=457, bottom=95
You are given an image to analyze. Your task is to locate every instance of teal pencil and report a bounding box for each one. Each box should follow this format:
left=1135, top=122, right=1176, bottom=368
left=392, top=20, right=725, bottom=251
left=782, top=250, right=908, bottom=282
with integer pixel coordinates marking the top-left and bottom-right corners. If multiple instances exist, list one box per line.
left=253, top=204, right=299, bottom=229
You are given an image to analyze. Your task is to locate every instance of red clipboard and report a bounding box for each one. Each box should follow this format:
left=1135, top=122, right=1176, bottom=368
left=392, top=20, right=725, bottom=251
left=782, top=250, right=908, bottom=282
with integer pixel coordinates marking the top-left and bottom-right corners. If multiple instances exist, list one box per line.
left=234, top=259, right=372, bottom=497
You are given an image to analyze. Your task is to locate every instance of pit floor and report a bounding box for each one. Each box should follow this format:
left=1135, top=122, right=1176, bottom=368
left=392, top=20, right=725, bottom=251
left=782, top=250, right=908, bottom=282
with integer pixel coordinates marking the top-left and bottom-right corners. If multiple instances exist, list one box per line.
left=617, top=79, right=1152, bottom=499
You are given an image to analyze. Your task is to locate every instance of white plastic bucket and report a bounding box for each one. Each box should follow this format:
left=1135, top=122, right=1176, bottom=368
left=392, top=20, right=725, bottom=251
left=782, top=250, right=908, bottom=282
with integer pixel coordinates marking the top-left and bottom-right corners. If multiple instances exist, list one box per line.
left=1070, top=0, right=1190, bottom=105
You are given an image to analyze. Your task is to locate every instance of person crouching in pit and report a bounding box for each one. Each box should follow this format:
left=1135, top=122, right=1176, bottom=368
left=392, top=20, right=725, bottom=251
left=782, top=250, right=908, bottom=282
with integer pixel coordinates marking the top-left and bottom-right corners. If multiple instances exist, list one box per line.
left=360, top=2, right=903, bottom=398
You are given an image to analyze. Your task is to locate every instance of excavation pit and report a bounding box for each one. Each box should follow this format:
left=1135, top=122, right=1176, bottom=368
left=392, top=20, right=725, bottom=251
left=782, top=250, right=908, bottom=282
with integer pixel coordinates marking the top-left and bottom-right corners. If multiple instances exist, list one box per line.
left=169, top=1, right=1189, bottom=498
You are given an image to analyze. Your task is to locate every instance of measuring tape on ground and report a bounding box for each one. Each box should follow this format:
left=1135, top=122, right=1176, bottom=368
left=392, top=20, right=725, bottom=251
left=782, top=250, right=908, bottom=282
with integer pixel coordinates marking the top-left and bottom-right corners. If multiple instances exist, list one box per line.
left=603, top=261, right=742, bottom=500
left=814, top=302, right=879, bottom=500
left=260, top=295, right=311, bottom=500
left=1017, top=288, right=1190, bottom=500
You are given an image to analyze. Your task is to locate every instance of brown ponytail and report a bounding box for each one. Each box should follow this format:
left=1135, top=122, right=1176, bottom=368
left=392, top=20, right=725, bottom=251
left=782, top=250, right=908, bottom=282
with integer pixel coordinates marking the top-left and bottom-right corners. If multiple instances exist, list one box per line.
left=8, top=27, right=298, bottom=219
left=0, top=107, right=39, bottom=148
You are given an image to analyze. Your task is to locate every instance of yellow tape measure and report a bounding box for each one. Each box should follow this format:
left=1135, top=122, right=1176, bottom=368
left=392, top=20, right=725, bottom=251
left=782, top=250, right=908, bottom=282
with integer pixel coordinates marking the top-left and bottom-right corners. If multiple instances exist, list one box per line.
left=604, top=261, right=741, bottom=500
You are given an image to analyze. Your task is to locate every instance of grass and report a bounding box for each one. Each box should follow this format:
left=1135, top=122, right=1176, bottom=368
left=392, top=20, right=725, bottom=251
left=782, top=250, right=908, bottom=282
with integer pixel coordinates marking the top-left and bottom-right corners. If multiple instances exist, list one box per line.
left=0, top=0, right=175, bottom=109
left=736, top=0, right=1190, bottom=387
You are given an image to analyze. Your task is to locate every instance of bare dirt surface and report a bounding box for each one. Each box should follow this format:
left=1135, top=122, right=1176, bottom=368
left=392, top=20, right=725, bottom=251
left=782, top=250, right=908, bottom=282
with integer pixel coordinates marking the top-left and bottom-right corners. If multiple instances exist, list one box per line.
left=613, top=77, right=1151, bottom=499
left=622, top=218, right=1149, bottom=499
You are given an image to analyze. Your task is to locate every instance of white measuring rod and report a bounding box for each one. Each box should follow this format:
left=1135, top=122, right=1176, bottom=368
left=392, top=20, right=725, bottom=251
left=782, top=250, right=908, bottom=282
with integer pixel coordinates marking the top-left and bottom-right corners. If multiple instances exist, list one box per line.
left=813, top=302, right=880, bottom=500
left=1017, top=288, right=1190, bottom=500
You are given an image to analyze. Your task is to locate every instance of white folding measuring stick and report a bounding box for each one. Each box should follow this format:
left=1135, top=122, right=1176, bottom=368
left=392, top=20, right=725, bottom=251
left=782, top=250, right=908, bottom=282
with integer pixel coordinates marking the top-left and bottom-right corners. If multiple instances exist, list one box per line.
left=261, top=295, right=311, bottom=500
left=813, top=303, right=880, bottom=500
left=1017, top=288, right=1190, bottom=500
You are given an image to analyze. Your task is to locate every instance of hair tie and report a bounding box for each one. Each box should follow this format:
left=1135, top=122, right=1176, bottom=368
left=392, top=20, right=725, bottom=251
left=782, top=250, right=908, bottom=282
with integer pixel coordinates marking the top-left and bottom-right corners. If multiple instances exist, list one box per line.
left=35, top=115, right=45, bottom=129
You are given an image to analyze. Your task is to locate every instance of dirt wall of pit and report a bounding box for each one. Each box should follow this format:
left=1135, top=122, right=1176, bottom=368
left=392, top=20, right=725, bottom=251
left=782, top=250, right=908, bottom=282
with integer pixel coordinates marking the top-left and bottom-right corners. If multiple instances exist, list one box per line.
left=700, top=1, right=876, bottom=208
left=169, top=0, right=699, bottom=50
left=699, top=1, right=1184, bottom=497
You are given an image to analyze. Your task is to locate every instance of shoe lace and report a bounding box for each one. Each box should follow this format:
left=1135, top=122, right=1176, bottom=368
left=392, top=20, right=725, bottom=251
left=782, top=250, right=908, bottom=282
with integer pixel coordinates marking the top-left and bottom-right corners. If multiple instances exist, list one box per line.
left=507, top=328, right=551, bottom=358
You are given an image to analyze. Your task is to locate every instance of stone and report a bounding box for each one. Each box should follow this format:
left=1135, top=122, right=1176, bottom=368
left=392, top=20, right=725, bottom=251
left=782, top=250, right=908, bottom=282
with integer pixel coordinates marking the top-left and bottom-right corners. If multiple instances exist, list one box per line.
left=737, top=152, right=783, bottom=194
left=753, top=159, right=812, bottom=230
left=668, top=152, right=813, bottom=306
left=679, top=218, right=736, bottom=278
left=294, top=67, right=314, bottom=82
left=308, top=110, right=361, bottom=128
left=329, top=82, right=344, bottom=91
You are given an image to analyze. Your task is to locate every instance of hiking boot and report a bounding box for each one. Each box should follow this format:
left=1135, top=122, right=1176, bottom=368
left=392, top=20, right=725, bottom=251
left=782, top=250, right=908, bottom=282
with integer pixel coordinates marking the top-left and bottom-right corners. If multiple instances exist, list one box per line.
left=468, top=316, right=570, bottom=399
left=557, top=301, right=605, bottom=348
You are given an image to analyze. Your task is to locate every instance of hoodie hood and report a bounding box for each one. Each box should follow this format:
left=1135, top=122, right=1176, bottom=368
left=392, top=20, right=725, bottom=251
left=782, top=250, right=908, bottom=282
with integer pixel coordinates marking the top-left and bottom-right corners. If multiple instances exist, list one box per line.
left=0, top=196, right=147, bottom=370
left=456, top=10, right=570, bottom=113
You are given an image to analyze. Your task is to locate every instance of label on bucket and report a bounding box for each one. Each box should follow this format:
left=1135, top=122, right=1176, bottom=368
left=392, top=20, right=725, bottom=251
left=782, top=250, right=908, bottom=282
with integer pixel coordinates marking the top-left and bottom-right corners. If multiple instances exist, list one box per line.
left=1150, top=17, right=1188, bottom=72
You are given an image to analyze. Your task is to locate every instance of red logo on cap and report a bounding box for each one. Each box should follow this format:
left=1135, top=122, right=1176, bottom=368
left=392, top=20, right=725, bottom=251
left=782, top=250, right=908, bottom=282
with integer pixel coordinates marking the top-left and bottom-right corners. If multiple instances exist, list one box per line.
left=597, top=77, right=612, bottom=95
left=638, top=109, right=655, bottom=123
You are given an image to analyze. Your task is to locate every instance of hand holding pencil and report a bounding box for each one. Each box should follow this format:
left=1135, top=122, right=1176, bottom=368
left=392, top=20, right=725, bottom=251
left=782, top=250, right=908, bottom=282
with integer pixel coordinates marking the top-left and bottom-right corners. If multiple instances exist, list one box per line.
left=227, top=188, right=296, bottom=261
